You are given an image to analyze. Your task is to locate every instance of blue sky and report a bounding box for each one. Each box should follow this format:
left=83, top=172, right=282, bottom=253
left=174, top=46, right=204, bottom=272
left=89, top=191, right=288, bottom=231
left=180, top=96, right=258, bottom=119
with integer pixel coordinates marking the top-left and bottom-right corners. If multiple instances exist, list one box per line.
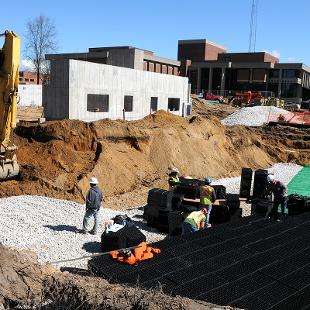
left=1, top=0, right=309, bottom=68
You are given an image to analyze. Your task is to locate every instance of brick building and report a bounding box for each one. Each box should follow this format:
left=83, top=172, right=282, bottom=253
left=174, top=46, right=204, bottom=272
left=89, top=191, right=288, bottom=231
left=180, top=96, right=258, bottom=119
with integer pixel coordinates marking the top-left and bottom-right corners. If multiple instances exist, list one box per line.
left=178, top=39, right=310, bottom=103
left=19, top=71, right=42, bottom=85
left=46, top=46, right=181, bottom=76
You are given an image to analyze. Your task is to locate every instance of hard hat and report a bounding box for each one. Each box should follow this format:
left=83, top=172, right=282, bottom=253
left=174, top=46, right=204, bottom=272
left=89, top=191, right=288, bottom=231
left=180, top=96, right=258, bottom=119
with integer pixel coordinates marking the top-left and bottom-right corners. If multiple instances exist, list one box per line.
left=170, top=167, right=180, bottom=174
left=267, top=175, right=275, bottom=183
left=205, top=177, right=212, bottom=185
left=89, top=177, right=98, bottom=185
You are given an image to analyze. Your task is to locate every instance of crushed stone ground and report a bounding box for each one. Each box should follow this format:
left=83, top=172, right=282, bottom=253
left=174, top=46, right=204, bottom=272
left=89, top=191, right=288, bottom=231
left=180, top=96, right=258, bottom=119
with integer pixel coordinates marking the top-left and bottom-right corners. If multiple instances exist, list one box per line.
left=221, top=106, right=289, bottom=126
left=0, top=163, right=302, bottom=269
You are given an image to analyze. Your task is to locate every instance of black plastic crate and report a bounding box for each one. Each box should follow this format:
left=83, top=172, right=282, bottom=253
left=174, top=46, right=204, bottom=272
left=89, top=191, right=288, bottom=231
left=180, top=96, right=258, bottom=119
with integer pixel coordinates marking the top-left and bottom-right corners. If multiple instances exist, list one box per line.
left=252, top=169, right=268, bottom=199
left=239, top=167, right=253, bottom=198
left=212, top=185, right=227, bottom=199
left=168, top=211, right=185, bottom=236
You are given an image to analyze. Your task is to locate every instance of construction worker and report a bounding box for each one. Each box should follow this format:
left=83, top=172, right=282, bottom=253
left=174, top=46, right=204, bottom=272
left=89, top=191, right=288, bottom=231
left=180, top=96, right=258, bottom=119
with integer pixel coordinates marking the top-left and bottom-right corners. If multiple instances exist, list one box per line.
left=266, top=174, right=288, bottom=222
left=182, top=208, right=208, bottom=234
left=81, top=177, right=104, bottom=235
left=199, top=177, right=216, bottom=227
left=168, top=167, right=180, bottom=190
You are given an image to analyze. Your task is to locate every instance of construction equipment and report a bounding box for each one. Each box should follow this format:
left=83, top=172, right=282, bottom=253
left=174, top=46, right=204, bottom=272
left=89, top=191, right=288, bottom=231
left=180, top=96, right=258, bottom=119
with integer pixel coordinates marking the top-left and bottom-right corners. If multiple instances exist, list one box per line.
left=0, top=30, right=20, bottom=179
left=230, top=91, right=264, bottom=106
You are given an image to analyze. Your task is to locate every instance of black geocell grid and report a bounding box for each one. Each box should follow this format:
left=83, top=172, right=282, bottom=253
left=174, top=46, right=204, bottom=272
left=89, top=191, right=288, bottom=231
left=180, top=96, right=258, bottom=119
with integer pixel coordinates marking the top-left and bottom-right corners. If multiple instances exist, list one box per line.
left=88, top=214, right=310, bottom=309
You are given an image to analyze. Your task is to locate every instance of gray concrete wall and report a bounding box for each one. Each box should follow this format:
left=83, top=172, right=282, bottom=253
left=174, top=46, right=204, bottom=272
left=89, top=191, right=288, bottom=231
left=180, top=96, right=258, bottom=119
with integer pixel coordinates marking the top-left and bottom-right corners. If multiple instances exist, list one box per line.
left=18, top=84, right=42, bottom=106
left=67, top=59, right=189, bottom=121
left=43, top=59, right=69, bottom=119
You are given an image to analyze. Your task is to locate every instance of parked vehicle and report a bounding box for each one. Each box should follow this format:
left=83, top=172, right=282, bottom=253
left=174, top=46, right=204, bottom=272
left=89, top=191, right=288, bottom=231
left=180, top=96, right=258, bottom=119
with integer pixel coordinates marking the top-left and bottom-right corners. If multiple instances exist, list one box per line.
left=203, top=91, right=224, bottom=103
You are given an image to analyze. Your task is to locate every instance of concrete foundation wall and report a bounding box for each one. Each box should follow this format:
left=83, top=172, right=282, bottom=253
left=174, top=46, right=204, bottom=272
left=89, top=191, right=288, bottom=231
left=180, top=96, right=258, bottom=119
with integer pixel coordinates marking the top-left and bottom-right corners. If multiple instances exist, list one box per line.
left=18, top=84, right=42, bottom=106
left=43, top=60, right=69, bottom=119
left=66, top=59, right=189, bottom=121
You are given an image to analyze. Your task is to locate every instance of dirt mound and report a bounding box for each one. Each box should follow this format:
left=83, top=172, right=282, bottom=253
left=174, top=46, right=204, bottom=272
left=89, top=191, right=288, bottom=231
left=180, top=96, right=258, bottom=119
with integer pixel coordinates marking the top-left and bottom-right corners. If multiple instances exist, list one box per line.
left=1, top=246, right=234, bottom=310
left=1, top=109, right=309, bottom=208
left=0, top=245, right=45, bottom=308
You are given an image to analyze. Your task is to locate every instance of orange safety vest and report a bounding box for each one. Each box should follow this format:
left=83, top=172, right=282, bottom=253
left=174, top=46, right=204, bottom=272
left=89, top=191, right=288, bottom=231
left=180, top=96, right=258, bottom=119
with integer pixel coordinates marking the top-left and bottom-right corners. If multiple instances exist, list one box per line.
left=110, top=242, right=161, bottom=265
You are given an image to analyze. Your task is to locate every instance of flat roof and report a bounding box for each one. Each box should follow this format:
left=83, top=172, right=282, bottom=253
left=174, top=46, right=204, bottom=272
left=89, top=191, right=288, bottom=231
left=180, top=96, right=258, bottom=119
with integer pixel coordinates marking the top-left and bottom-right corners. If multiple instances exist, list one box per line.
left=178, top=39, right=226, bottom=50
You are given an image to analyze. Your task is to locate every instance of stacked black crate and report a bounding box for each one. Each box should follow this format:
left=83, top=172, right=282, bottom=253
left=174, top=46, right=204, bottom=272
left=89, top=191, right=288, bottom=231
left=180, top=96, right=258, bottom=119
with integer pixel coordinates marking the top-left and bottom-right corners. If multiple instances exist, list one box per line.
left=239, top=168, right=253, bottom=199
left=252, top=169, right=268, bottom=199
left=251, top=169, right=270, bottom=215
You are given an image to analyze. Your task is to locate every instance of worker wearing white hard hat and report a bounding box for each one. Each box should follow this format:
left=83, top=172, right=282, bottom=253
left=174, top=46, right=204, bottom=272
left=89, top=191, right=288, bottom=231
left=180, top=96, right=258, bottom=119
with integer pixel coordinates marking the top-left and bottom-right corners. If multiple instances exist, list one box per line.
left=81, top=177, right=104, bottom=235
left=168, top=167, right=180, bottom=190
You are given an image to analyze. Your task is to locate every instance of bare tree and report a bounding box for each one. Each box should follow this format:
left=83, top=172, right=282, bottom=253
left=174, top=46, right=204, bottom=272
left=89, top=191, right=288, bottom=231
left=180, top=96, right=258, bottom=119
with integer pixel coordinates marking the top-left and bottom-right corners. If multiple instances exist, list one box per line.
left=24, top=15, right=57, bottom=84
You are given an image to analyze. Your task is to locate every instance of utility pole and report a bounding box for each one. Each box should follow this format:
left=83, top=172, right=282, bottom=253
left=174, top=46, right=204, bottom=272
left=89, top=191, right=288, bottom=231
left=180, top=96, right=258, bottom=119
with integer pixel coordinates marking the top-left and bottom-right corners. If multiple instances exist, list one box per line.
left=248, top=0, right=258, bottom=52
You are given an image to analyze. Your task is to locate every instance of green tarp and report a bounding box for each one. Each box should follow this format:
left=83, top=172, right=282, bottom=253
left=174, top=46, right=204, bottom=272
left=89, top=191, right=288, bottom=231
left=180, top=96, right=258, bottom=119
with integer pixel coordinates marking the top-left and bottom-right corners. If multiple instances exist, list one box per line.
left=288, top=166, right=310, bottom=197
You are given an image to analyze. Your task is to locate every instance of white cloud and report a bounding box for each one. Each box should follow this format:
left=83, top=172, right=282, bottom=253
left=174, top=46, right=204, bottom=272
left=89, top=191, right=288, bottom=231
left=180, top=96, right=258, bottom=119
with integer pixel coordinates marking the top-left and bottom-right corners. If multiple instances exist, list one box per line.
left=20, top=59, right=35, bottom=72
left=287, top=56, right=297, bottom=63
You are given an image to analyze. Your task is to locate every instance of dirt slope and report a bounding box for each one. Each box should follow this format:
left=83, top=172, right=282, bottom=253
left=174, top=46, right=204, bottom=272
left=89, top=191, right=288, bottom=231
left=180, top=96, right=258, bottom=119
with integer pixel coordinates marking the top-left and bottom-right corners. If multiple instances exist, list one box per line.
left=1, top=109, right=309, bottom=209
left=0, top=246, right=238, bottom=310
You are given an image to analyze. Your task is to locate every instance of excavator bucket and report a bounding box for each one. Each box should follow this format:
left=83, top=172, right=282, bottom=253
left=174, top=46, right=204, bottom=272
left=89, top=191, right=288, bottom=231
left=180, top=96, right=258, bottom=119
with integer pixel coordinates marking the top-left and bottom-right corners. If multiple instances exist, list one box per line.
left=0, top=30, right=20, bottom=180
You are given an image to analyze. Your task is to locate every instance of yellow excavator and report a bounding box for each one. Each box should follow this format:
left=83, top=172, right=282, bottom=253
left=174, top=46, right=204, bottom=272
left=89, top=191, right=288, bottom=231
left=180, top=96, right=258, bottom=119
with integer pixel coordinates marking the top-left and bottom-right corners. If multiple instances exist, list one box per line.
left=0, top=30, right=20, bottom=179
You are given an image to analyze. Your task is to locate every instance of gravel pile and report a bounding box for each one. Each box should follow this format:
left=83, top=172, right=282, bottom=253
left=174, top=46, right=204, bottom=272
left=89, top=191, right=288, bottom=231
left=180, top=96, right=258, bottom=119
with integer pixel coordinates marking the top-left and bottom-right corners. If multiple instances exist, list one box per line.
left=0, top=163, right=302, bottom=269
left=221, top=106, right=289, bottom=126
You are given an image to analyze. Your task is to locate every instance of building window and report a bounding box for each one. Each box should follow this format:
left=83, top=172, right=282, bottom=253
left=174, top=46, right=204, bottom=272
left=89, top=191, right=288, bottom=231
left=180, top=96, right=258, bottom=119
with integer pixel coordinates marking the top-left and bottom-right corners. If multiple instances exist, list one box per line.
left=269, top=69, right=280, bottom=78
left=281, top=83, right=298, bottom=98
left=168, top=98, right=180, bottom=111
left=87, top=94, right=109, bottom=112
left=124, top=95, right=133, bottom=112
left=25, top=78, right=29, bottom=82
left=150, top=97, right=158, bottom=112
left=30, top=79, right=34, bottom=82
left=282, top=69, right=299, bottom=79
left=19, top=77, right=23, bottom=81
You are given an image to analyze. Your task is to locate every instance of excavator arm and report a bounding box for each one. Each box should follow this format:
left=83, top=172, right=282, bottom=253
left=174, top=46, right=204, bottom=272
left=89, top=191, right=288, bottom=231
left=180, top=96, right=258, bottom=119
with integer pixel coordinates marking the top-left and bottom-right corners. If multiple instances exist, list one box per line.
left=0, top=30, right=20, bottom=179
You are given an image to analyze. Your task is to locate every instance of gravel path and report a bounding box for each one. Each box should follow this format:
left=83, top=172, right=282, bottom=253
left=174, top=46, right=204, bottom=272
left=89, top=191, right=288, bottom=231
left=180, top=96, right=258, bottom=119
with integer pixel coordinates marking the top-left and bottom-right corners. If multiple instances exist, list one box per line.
left=221, top=106, right=288, bottom=126
left=0, top=163, right=302, bottom=269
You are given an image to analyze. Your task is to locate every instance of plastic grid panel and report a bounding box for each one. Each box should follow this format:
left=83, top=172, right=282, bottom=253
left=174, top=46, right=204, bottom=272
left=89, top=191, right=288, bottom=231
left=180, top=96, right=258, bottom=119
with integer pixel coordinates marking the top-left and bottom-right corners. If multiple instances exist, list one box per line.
left=171, top=274, right=225, bottom=299
left=220, top=252, right=274, bottom=282
left=279, top=267, right=310, bottom=291
left=232, top=281, right=296, bottom=310
left=164, top=241, right=203, bottom=257
left=115, top=266, right=161, bottom=284
left=188, top=235, right=223, bottom=248
left=200, top=282, right=249, bottom=305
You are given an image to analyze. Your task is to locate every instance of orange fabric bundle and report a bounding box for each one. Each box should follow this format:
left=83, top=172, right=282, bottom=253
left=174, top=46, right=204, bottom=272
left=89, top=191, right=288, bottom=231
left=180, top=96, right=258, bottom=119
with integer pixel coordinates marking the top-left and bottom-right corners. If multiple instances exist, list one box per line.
left=110, top=242, right=161, bottom=265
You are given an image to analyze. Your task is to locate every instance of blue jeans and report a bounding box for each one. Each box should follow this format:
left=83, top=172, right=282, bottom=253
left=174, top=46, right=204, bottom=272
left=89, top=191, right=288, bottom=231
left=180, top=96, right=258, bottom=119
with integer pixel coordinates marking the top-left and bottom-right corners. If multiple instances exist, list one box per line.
left=182, top=222, right=199, bottom=235
left=202, top=204, right=212, bottom=226
left=83, top=208, right=100, bottom=232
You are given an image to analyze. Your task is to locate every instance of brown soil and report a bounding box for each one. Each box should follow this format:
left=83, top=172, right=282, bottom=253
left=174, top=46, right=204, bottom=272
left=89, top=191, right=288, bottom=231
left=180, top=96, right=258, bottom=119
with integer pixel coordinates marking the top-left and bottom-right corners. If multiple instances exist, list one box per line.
left=0, top=246, right=238, bottom=310
left=1, top=101, right=309, bottom=209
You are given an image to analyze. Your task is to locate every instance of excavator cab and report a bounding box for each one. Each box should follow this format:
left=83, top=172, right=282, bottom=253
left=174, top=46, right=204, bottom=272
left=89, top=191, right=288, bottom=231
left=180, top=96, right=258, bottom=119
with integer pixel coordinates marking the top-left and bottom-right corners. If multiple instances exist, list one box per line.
left=0, top=31, right=20, bottom=179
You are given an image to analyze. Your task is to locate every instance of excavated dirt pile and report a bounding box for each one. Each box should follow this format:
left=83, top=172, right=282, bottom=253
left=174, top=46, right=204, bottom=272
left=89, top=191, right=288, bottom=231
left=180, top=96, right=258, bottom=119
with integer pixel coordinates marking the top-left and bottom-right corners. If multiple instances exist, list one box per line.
left=1, top=246, right=214, bottom=310
left=1, top=108, right=309, bottom=209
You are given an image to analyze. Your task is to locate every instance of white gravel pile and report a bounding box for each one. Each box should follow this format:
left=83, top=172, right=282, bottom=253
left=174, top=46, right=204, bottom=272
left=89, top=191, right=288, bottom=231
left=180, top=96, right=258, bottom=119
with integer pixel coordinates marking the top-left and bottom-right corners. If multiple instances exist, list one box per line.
left=222, top=106, right=289, bottom=126
left=0, top=196, right=165, bottom=269
left=0, top=163, right=302, bottom=269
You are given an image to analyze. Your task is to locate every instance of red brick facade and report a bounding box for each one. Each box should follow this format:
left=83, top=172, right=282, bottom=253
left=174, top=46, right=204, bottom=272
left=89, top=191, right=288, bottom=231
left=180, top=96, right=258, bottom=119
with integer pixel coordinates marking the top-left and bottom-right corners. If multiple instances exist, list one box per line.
left=19, top=71, right=42, bottom=85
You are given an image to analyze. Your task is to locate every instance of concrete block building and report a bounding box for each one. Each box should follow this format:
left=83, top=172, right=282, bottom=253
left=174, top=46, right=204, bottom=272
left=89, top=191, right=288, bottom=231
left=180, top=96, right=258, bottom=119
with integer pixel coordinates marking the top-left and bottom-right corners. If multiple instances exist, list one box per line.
left=43, top=46, right=190, bottom=121
left=179, top=39, right=310, bottom=103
